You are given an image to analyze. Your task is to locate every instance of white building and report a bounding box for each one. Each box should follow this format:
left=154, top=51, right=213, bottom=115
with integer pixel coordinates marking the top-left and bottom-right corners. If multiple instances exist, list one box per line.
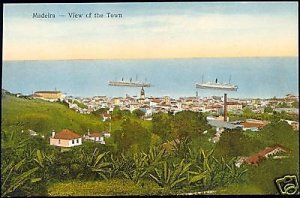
left=50, top=129, right=82, bottom=147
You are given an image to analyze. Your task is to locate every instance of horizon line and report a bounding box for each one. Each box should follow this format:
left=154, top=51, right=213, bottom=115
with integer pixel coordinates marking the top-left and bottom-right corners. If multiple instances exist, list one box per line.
left=3, top=88, right=298, bottom=100
left=3, top=55, right=298, bottom=62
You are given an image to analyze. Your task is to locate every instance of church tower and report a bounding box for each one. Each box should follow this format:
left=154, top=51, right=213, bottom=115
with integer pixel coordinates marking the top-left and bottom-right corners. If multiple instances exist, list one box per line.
left=140, top=87, right=145, bottom=99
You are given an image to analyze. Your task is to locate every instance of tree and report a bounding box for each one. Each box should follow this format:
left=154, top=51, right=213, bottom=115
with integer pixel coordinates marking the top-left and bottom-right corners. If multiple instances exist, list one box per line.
left=276, top=102, right=289, bottom=108
left=260, top=120, right=298, bottom=148
left=171, top=111, right=209, bottom=141
left=242, top=107, right=255, bottom=119
left=92, top=108, right=109, bottom=117
left=111, top=106, right=122, bottom=121
left=215, top=130, right=263, bottom=160
left=111, top=107, right=131, bottom=121
left=263, top=106, right=273, bottom=113
left=113, top=118, right=151, bottom=154
left=152, top=113, right=172, bottom=142
left=132, top=109, right=145, bottom=118
left=291, top=101, right=299, bottom=108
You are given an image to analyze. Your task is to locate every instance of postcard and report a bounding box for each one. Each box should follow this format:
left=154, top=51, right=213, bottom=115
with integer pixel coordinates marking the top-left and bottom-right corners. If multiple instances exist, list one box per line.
left=1, top=2, right=299, bottom=196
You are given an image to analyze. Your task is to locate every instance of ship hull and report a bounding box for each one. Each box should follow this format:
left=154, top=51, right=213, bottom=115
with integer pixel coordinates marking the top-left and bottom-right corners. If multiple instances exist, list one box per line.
left=195, top=83, right=238, bottom=91
left=108, top=81, right=151, bottom=87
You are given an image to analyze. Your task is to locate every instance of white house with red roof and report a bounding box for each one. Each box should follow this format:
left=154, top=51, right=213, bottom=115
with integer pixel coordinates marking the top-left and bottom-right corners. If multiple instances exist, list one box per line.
left=84, top=131, right=106, bottom=144
left=50, top=129, right=82, bottom=147
left=84, top=130, right=111, bottom=144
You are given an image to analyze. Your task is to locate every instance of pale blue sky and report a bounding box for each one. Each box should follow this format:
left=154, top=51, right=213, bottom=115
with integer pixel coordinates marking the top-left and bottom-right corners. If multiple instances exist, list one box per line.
left=4, top=2, right=298, bottom=18
left=3, top=2, right=298, bottom=60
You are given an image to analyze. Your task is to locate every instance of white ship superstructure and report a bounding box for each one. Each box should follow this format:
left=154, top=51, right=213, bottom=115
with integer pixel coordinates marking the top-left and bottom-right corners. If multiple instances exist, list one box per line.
left=108, top=77, right=151, bottom=87
left=195, top=78, right=238, bottom=91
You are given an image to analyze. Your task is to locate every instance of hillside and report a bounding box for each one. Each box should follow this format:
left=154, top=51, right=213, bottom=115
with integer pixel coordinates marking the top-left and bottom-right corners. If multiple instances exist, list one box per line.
left=1, top=95, right=104, bottom=136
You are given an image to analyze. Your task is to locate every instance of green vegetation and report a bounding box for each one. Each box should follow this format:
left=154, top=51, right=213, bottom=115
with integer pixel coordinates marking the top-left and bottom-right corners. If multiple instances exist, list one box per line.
left=91, top=108, right=109, bottom=117
left=214, top=120, right=299, bottom=194
left=1, top=94, right=299, bottom=196
left=276, top=102, right=289, bottom=108
left=1, top=128, right=247, bottom=196
left=48, top=179, right=169, bottom=196
left=1, top=95, right=104, bottom=136
left=171, top=111, right=210, bottom=140
left=228, top=108, right=298, bottom=122
left=132, top=109, right=145, bottom=118
left=152, top=111, right=210, bottom=142
left=215, top=183, right=264, bottom=195
left=291, top=101, right=299, bottom=108
left=264, top=106, right=273, bottom=113
left=113, top=118, right=151, bottom=154
left=215, top=129, right=264, bottom=160
left=72, top=100, right=88, bottom=109
left=152, top=112, right=172, bottom=142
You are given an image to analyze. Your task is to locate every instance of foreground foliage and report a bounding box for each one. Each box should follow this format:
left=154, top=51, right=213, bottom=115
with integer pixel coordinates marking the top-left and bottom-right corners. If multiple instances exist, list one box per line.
left=1, top=95, right=298, bottom=196
left=48, top=179, right=170, bottom=196
left=1, top=129, right=247, bottom=196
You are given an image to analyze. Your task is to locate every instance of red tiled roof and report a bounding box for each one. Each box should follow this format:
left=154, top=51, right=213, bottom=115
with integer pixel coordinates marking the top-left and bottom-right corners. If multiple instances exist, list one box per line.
left=226, top=102, right=242, bottom=105
left=212, top=104, right=223, bottom=108
left=89, top=132, right=102, bottom=137
left=244, top=144, right=287, bottom=165
left=151, top=99, right=162, bottom=103
left=54, top=129, right=81, bottom=140
left=244, top=155, right=263, bottom=165
left=243, top=122, right=265, bottom=128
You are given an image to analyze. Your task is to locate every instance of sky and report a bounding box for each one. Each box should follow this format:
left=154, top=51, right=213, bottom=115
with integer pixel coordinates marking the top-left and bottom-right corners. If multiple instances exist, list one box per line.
left=3, top=2, right=298, bottom=60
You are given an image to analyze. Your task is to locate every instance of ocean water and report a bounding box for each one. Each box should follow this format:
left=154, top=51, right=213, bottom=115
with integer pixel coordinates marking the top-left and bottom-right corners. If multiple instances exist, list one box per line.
left=2, top=57, right=298, bottom=99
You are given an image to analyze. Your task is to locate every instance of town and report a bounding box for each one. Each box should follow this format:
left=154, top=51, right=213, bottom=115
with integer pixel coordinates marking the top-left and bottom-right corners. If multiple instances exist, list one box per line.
left=2, top=87, right=299, bottom=196
left=28, top=88, right=299, bottom=131
left=2, top=86, right=299, bottom=196
left=8, top=88, right=299, bottom=147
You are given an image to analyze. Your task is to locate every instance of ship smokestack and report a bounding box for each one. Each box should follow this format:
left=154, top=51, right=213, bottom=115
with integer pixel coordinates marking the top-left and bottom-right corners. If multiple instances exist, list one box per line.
left=224, top=93, right=227, bottom=122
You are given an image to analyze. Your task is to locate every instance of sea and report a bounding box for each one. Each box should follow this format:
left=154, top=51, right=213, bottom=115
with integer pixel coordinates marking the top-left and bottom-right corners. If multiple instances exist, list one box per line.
left=2, top=57, right=298, bottom=99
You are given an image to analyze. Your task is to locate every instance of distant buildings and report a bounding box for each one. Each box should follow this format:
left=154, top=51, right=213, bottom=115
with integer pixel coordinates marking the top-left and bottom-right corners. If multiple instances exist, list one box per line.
left=242, top=119, right=269, bottom=131
left=54, top=91, right=299, bottom=120
left=285, top=94, right=298, bottom=102
left=226, top=101, right=243, bottom=112
left=33, top=91, right=64, bottom=102
left=273, top=108, right=299, bottom=115
left=83, top=130, right=111, bottom=144
left=84, top=131, right=106, bottom=144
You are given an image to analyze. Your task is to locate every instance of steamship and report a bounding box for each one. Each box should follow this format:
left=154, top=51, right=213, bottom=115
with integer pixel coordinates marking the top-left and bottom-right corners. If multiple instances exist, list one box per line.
left=195, top=78, right=238, bottom=91
left=108, top=77, right=151, bottom=87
